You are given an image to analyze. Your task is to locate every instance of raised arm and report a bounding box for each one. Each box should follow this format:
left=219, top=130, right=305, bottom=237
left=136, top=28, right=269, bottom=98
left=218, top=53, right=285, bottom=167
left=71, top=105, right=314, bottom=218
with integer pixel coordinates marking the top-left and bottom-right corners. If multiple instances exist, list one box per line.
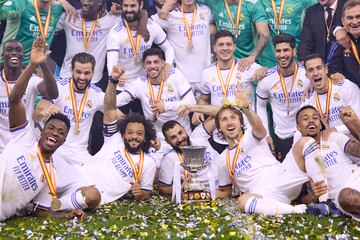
left=36, top=61, right=59, bottom=99
left=9, top=38, right=49, bottom=128
left=104, top=66, right=125, bottom=124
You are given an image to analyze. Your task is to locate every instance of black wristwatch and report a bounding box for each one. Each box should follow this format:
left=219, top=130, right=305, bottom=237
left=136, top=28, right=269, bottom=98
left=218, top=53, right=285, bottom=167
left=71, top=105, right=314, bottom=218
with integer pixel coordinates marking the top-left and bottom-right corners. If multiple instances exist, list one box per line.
left=109, top=76, right=119, bottom=84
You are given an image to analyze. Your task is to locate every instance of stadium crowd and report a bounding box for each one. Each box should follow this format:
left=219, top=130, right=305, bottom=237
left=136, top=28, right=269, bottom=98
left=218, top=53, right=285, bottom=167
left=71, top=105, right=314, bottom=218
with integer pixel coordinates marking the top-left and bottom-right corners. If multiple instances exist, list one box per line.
left=0, top=0, right=360, bottom=222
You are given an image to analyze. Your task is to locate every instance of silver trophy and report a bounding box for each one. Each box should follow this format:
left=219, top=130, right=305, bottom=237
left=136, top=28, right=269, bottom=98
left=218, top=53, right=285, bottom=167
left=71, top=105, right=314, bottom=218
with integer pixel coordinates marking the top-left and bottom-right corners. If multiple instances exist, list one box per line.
left=180, top=146, right=208, bottom=192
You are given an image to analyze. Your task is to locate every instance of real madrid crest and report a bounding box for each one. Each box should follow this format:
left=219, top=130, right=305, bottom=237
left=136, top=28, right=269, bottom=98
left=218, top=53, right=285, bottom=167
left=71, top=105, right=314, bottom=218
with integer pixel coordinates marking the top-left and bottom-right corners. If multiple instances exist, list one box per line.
left=297, top=79, right=303, bottom=88
left=86, top=100, right=92, bottom=108
left=167, top=84, right=174, bottom=93
left=333, top=93, right=340, bottom=102
left=321, top=144, right=329, bottom=150
left=200, top=13, right=205, bottom=20
left=66, top=96, right=70, bottom=101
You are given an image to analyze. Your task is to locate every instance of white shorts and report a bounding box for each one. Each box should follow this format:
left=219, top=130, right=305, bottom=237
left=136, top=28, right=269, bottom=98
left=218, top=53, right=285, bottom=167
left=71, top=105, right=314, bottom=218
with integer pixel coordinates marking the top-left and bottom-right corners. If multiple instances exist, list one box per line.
left=252, top=155, right=308, bottom=204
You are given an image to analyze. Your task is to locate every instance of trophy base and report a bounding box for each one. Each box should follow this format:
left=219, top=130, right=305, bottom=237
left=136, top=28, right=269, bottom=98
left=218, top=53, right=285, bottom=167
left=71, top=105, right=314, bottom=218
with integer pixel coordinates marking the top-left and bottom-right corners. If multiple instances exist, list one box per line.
left=182, top=191, right=211, bottom=202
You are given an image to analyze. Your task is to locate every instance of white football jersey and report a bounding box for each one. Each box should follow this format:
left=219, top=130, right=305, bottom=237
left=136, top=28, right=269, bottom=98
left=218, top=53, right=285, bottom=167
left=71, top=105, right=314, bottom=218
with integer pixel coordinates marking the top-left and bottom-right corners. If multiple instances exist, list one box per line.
left=52, top=78, right=104, bottom=165
left=79, top=131, right=156, bottom=204
left=107, top=18, right=168, bottom=89
left=0, top=123, right=48, bottom=220
left=159, top=123, right=218, bottom=188
left=302, top=79, right=360, bottom=134
left=216, top=129, right=279, bottom=193
left=58, top=11, right=120, bottom=83
left=116, top=68, right=195, bottom=138
left=152, top=4, right=213, bottom=84
left=199, top=59, right=261, bottom=110
left=0, top=73, right=42, bottom=152
left=256, top=64, right=310, bottom=139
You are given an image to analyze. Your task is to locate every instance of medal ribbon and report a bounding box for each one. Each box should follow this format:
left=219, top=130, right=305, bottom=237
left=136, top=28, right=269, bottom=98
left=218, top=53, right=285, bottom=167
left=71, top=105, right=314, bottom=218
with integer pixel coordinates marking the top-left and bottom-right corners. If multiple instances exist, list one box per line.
left=350, top=40, right=360, bottom=64
left=216, top=60, right=236, bottom=98
left=226, top=135, right=244, bottom=177
left=224, top=0, right=243, bottom=36
left=33, top=0, right=51, bottom=40
left=148, top=79, right=164, bottom=104
left=2, top=69, right=14, bottom=97
left=180, top=5, right=197, bottom=47
left=315, top=78, right=332, bottom=124
left=37, top=146, right=57, bottom=197
left=70, top=79, right=89, bottom=129
left=176, top=152, right=189, bottom=179
left=82, top=16, right=98, bottom=50
left=278, top=63, right=298, bottom=113
left=124, top=20, right=141, bottom=59
left=124, top=149, right=144, bottom=183
left=270, top=0, right=285, bottom=32
left=323, top=10, right=335, bottom=37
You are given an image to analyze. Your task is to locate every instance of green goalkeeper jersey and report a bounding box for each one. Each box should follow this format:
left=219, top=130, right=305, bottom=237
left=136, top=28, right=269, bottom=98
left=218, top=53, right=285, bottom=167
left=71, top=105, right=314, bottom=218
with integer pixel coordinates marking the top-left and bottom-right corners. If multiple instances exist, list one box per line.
left=258, top=0, right=316, bottom=67
left=0, top=0, right=63, bottom=64
left=197, top=0, right=268, bottom=60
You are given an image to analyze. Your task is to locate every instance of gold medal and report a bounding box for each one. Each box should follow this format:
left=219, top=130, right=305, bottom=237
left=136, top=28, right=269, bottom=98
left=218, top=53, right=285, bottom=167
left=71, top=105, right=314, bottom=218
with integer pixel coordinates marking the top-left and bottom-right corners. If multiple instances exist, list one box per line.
left=134, top=56, right=140, bottom=65
left=180, top=5, right=196, bottom=52
left=51, top=197, right=61, bottom=211
left=76, top=124, right=81, bottom=133
left=187, top=40, right=193, bottom=50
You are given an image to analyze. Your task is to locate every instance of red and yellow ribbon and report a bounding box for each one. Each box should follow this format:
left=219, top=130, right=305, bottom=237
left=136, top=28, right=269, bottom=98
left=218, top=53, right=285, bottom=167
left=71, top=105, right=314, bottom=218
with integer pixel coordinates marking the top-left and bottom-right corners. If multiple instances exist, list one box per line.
left=323, top=9, right=335, bottom=38
left=2, top=69, right=15, bottom=97
left=124, top=20, right=141, bottom=59
left=33, top=0, right=51, bottom=40
left=270, top=0, right=285, bottom=33
left=224, top=0, right=243, bottom=37
left=37, top=146, right=57, bottom=198
left=148, top=79, right=164, bottom=104
left=180, top=5, right=197, bottom=48
left=82, top=16, right=98, bottom=50
left=177, top=152, right=189, bottom=179
left=216, top=60, right=236, bottom=98
left=315, top=78, right=332, bottom=125
left=226, top=135, right=244, bottom=177
left=124, top=149, right=144, bottom=183
left=278, top=63, right=298, bottom=114
left=70, top=79, right=89, bottom=130
left=350, top=40, right=360, bottom=64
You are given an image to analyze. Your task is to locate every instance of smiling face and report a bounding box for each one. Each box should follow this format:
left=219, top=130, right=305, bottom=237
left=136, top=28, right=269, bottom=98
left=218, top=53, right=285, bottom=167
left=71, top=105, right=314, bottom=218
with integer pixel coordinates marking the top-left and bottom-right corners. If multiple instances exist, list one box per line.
left=2, top=41, right=24, bottom=69
left=214, top=36, right=236, bottom=63
left=71, top=62, right=94, bottom=92
left=274, top=42, right=296, bottom=70
left=143, top=54, right=165, bottom=79
left=342, top=4, right=360, bottom=38
left=296, top=107, right=322, bottom=138
left=218, top=108, right=243, bottom=143
left=164, top=123, right=190, bottom=151
left=38, top=119, right=68, bottom=155
left=124, top=122, right=145, bottom=154
left=121, top=0, right=143, bottom=23
left=305, top=58, right=329, bottom=93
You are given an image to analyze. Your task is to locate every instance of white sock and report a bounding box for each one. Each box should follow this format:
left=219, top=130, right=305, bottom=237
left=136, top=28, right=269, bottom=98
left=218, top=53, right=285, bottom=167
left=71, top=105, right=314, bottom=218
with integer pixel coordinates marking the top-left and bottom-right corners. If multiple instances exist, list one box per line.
left=244, top=196, right=307, bottom=216
left=58, top=190, right=88, bottom=211
left=303, top=138, right=328, bottom=202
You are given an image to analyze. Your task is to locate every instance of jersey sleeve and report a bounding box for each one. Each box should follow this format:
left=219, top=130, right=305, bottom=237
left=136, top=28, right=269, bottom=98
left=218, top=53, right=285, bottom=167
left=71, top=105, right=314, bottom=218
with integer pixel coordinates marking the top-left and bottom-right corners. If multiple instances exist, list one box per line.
left=56, top=12, right=66, bottom=31
left=151, top=20, right=167, bottom=45
left=242, top=129, right=261, bottom=152
left=255, top=76, right=270, bottom=100
left=158, top=152, right=175, bottom=186
left=190, top=123, right=211, bottom=147
left=175, top=69, right=192, bottom=97
left=0, top=0, right=26, bottom=20
left=216, top=151, right=232, bottom=188
left=328, top=132, right=351, bottom=155
left=198, top=70, right=211, bottom=96
left=139, top=156, right=156, bottom=191
left=342, top=80, right=360, bottom=114
left=151, top=13, right=170, bottom=30
left=106, top=24, right=122, bottom=74
left=9, top=122, right=34, bottom=145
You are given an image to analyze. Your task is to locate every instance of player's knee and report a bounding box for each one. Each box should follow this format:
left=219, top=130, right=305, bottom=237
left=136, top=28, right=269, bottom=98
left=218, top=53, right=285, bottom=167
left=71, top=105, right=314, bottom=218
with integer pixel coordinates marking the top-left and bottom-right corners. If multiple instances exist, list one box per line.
left=80, top=186, right=101, bottom=209
left=338, top=188, right=360, bottom=213
left=238, top=193, right=257, bottom=212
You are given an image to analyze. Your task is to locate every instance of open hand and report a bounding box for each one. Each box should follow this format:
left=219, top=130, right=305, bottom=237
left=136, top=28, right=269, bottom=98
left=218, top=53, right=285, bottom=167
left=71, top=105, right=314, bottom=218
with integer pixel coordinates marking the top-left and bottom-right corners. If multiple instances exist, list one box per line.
left=30, top=38, right=50, bottom=65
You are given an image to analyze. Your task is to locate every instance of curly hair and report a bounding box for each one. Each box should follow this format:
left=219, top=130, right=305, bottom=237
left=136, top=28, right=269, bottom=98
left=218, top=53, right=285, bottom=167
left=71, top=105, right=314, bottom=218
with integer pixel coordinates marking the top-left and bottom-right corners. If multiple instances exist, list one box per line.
left=118, top=113, right=157, bottom=152
left=45, top=113, right=71, bottom=133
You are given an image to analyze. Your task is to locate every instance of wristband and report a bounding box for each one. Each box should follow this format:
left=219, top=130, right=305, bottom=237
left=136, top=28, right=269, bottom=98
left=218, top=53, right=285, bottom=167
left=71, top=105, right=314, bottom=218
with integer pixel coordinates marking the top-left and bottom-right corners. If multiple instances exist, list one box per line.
left=109, top=76, right=119, bottom=84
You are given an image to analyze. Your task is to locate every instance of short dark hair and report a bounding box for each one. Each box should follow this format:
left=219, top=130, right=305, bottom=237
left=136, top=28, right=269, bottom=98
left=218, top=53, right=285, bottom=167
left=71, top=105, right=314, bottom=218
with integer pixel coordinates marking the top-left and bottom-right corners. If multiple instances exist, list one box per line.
left=119, top=0, right=143, bottom=6
left=118, top=113, right=157, bottom=152
left=45, top=113, right=71, bottom=132
left=2, top=39, right=23, bottom=51
left=71, top=52, right=96, bottom=71
left=272, top=33, right=296, bottom=49
left=215, top=105, right=245, bottom=134
left=214, top=30, right=235, bottom=44
left=142, top=47, right=165, bottom=62
left=162, top=120, right=181, bottom=139
left=295, top=105, right=326, bottom=130
left=303, top=53, right=325, bottom=70
left=342, top=0, right=360, bottom=15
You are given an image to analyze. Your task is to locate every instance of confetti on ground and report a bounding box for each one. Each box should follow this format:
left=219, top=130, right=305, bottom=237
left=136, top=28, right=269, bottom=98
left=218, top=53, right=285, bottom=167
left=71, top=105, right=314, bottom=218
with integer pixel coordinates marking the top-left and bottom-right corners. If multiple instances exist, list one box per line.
left=1, top=194, right=359, bottom=239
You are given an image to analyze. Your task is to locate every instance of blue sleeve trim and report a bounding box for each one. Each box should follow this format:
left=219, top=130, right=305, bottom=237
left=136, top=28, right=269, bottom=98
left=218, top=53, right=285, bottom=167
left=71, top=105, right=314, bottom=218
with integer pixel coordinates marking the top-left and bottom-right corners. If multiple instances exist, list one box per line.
left=123, top=90, right=135, bottom=100
left=10, top=121, right=28, bottom=133
left=218, top=184, right=232, bottom=189
left=180, top=88, right=192, bottom=98
left=141, top=188, right=153, bottom=192
left=201, top=122, right=211, bottom=136
left=103, top=121, right=118, bottom=137
left=107, top=49, right=119, bottom=52
left=157, top=37, right=167, bottom=46
left=344, top=139, right=351, bottom=154
left=256, top=93, right=268, bottom=100
left=158, top=180, right=173, bottom=186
